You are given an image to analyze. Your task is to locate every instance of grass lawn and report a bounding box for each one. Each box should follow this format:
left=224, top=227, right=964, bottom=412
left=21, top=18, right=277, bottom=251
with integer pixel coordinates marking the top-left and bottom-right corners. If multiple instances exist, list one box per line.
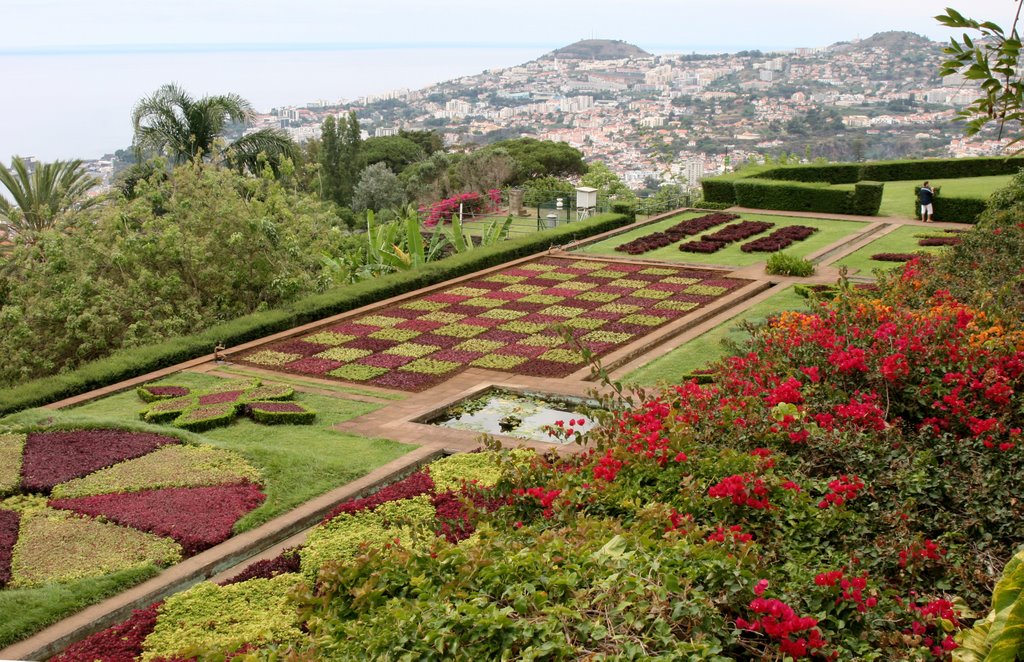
left=871, top=175, right=1011, bottom=218
left=577, top=212, right=869, bottom=267
left=6, top=371, right=414, bottom=532
left=832, top=225, right=951, bottom=277
left=624, top=286, right=807, bottom=386
left=0, top=565, right=158, bottom=648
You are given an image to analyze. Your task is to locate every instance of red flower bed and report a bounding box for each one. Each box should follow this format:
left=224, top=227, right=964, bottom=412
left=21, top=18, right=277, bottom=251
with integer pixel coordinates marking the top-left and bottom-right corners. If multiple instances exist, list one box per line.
left=323, top=470, right=436, bottom=522
left=615, top=212, right=739, bottom=255
left=0, top=509, right=19, bottom=588
left=918, top=237, right=961, bottom=246
left=49, top=484, right=266, bottom=556
left=221, top=548, right=302, bottom=586
left=741, top=225, right=818, bottom=252
left=51, top=602, right=161, bottom=662
left=701, top=220, right=776, bottom=244
left=871, top=253, right=918, bottom=262
left=679, top=240, right=726, bottom=253
left=144, top=386, right=189, bottom=398
left=432, top=488, right=508, bottom=543
left=21, top=430, right=179, bottom=493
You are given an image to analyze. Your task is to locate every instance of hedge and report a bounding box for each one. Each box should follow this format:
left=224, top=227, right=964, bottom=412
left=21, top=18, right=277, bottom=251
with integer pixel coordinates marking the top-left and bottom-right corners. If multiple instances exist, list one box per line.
left=914, top=186, right=987, bottom=224
left=703, top=156, right=1024, bottom=216
left=0, top=213, right=630, bottom=415
left=731, top=179, right=883, bottom=215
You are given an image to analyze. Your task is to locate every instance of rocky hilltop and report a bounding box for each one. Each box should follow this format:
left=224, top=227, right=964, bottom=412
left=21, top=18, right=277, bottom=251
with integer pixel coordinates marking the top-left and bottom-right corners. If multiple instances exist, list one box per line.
left=543, top=39, right=651, bottom=60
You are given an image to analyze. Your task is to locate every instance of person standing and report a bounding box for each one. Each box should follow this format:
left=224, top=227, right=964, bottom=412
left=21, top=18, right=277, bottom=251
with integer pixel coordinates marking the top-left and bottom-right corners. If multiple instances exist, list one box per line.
left=918, top=182, right=935, bottom=222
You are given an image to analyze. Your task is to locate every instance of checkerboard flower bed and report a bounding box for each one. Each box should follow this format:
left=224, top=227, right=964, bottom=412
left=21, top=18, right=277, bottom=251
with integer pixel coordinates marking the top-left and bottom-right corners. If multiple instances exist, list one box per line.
left=236, top=257, right=749, bottom=391
left=740, top=225, right=819, bottom=253
left=614, top=212, right=739, bottom=255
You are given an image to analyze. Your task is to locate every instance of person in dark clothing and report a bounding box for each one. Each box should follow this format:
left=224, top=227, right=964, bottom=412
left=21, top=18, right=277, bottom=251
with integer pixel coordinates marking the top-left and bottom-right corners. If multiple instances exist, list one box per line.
left=918, top=182, right=935, bottom=222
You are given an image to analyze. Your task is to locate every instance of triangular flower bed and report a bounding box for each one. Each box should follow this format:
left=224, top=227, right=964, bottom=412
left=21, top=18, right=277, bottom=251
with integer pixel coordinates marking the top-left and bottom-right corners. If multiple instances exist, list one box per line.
left=137, top=379, right=316, bottom=431
left=20, top=430, right=179, bottom=493
left=50, top=484, right=266, bottom=556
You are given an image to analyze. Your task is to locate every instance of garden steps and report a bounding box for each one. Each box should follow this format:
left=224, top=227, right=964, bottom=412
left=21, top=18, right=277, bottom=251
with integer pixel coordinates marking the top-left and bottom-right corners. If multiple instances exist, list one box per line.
left=0, top=444, right=448, bottom=662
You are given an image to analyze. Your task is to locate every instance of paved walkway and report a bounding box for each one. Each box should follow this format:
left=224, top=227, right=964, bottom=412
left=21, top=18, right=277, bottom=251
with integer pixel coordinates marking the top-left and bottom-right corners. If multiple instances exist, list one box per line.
left=5, top=207, right=957, bottom=661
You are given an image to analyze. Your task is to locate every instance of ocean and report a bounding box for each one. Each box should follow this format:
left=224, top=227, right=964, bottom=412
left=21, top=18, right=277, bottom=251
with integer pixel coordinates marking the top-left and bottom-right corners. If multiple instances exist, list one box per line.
left=0, top=45, right=549, bottom=163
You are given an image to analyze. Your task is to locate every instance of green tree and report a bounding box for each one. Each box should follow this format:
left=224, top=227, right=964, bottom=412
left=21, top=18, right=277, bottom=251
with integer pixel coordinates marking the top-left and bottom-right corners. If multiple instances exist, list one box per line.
left=131, top=83, right=296, bottom=173
left=483, top=138, right=587, bottom=185
left=352, top=163, right=407, bottom=214
left=579, top=161, right=635, bottom=201
left=338, top=111, right=362, bottom=206
left=319, top=115, right=344, bottom=204
left=360, top=136, right=426, bottom=175
left=520, top=176, right=575, bottom=208
left=398, top=129, right=444, bottom=156
left=0, top=157, right=100, bottom=241
left=451, top=149, right=515, bottom=193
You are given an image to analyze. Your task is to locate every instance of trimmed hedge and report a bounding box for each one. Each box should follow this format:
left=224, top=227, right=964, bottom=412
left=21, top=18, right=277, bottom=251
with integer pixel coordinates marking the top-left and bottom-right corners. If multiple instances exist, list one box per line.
left=0, top=213, right=629, bottom=416
left=913, top=186, right=988, bottom=224
left=732, top=179, right=882, bottom=215
left=703, top=157, right=1024, bottom=217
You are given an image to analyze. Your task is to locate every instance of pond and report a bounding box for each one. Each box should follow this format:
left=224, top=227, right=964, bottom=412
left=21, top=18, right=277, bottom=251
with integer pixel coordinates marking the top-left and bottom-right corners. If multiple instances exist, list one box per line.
left=424, top=388, right=602, bottom=443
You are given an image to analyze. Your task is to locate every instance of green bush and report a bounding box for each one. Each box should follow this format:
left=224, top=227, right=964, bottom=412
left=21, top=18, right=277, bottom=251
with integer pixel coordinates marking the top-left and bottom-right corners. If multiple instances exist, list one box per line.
left=609, top=199, right=636, bottom=222
left=766, top=252, right=815, bottom=277
left=734, top=179, right=860, bottom=214
left=692, top=201, right=733, bottom=211
left=0, top=213, right=630, bottom=415
left=852, top=181, right=884, bottom=215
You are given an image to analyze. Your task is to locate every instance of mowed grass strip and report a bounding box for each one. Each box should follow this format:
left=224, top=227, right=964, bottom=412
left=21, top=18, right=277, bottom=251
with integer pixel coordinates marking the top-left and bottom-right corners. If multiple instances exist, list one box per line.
left=26, top=372, right=414, bottom=532
left=871, top=175, right=1011, bottom=218
left=624, top=286, right=808, bottom=386
left=832, top=225, right=951, bottom=277
left=577, top=212, right=868, bottom=266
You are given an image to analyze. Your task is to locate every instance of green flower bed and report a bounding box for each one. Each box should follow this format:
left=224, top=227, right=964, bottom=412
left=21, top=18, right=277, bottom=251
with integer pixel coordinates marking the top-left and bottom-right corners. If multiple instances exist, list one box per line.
left=0, top=434, right=25, bottom=496
left=10, top=510, right=181, bottom=588
left=50, top=446, right=260, bottom=499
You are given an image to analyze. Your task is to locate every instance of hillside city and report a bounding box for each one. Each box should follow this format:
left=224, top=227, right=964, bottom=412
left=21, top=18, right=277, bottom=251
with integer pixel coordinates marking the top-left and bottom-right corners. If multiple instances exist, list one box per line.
left=67, top=31, right=996, bottom=192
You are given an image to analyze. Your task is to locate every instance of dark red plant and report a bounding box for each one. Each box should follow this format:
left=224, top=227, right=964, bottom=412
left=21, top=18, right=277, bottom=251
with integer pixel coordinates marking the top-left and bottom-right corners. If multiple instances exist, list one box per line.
left=50, top=602, right=161, bottom=662
left=49, top=484, right=265, bottom=557
left=21, top=430, right=179, bottom=493
left=0, top=509, right=19, bottom=588
left=220, top=548, right=302, bottom=585
left=323, top=470, right=436, bottom=522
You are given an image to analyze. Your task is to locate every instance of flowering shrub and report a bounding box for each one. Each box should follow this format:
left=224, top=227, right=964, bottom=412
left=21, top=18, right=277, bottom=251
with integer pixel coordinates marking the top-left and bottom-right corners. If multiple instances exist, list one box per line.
left=421, top=190, right=502, bottom=227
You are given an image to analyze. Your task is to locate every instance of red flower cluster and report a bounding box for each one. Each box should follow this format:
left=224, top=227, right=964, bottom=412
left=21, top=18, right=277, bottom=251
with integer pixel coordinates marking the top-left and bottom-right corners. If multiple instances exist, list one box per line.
left=21, top=430, right=178, bottom=493
left=707, top=473, right=772, bottom=509
left=898, top=539, right=946, bottom=569
left=421, top=190, right=502, bottom=227
left=904, top=598, right=959, bottom=657
left=814, top=569, right=877, bottom=612
left=706, top=524, right=753, bottom=544
left=817, top=474, right=865, bottom=509
left=736, top=598, right=828, bottom=659
left=593, top=449, right=624, bottom=482
left=50, top=484, right=266, bottom=557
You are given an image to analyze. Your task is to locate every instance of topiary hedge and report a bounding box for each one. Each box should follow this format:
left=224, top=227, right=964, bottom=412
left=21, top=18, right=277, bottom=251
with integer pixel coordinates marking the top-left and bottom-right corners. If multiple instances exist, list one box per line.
left=0, top=213, right=629, bottom=415
left=731, top=179, right=883, bottom=215
left=703, top=157, right=1024, bottom=217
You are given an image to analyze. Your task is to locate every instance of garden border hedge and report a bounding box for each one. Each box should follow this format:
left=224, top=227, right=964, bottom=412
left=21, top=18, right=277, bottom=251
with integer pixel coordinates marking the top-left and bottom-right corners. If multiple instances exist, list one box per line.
left=0, top=213, right=629, bottom=415
left=702, top=156, right=1024, bottom=218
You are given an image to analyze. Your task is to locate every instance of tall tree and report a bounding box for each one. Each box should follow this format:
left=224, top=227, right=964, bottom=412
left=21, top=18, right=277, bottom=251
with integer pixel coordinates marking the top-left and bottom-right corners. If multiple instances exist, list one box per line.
left=338, top=111, right=362, bottom=207
left=318, top=115, right=344, bottom=205
left=131, top=83, right=296, bottom=173
left=0, top=157, right=100, bottom=241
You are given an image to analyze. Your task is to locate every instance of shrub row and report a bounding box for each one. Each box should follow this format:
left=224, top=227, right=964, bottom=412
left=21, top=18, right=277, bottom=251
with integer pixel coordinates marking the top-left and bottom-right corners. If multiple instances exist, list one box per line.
left=703, top=156, right=1024, bottom=217
left=729, top=179, right=884, bottom=215
left=0, top=213, right=629, bottom=415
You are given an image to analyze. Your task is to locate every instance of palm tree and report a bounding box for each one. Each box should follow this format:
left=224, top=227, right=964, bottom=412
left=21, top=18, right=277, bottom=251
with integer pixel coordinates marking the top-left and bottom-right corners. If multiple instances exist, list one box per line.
left=0, top=157, right=100, bottom=240
left=131, top=83, right=296, bottom=173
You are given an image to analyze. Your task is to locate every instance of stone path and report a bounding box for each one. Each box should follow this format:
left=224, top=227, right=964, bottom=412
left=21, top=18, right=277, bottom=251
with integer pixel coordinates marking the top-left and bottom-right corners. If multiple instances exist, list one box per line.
left=5, top=207, right=957, bottom=661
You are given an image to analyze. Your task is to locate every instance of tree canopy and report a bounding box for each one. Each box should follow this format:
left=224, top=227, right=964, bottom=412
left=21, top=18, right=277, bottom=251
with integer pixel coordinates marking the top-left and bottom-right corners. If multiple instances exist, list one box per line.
left=360, top=136, right=426, bottom=175
left=482, top=138, right=587, bottom=185
left=0, top=157, right=100, bottom=241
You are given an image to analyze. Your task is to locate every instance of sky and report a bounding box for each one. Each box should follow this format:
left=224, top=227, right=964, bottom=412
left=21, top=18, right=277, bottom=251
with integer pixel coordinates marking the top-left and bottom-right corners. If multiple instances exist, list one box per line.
left=3, top=0, right=1017, bottom=55
left=0, top=0, right=1017, bottom=162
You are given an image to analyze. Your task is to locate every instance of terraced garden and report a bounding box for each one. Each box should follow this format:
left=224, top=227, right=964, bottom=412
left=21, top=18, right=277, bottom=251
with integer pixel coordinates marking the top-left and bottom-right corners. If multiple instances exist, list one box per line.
left=834, top=225, right=959, bottom=275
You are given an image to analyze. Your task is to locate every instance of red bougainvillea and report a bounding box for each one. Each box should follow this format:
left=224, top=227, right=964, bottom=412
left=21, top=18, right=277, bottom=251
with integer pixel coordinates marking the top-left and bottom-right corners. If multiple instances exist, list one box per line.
left=49, top=484, right=265, bottom=556
left=21, top=430, right=179, bottom=493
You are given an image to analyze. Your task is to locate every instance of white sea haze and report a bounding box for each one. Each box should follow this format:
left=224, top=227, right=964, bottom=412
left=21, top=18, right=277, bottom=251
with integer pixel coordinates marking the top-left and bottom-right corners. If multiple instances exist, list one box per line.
left=0, top=45, right=546, bottom=163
